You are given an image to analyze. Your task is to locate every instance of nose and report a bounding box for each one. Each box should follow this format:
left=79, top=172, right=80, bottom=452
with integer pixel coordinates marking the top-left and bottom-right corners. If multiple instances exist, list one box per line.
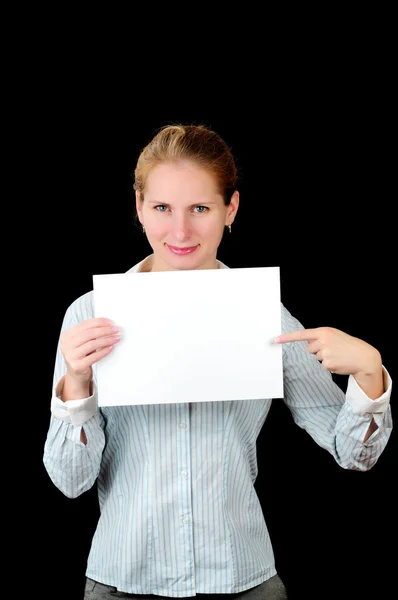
left=172, top=213, right=192, bottom=242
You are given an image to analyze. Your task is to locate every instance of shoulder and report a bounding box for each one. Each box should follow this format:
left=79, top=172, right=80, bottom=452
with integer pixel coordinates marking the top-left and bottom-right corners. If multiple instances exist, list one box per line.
left=280, top=302, right=304, bottom=333
left=61, top=290, right=95, bottom=330
left=58, top=258, right=143, bottom=331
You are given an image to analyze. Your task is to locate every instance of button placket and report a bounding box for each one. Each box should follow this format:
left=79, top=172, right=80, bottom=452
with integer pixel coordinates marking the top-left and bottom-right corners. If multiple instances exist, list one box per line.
left=176, top=403, right=195, bottom=589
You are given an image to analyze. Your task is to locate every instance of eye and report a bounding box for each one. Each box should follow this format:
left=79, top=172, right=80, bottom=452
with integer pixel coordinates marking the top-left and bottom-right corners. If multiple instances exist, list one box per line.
left=194, top=206, right=209, bottom=213
left=154, top=205, right=169, bottom=212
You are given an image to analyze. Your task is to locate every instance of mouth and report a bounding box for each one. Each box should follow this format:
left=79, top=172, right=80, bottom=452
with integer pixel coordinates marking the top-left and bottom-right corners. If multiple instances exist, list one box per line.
left=166, top=244, right=199, bottom=256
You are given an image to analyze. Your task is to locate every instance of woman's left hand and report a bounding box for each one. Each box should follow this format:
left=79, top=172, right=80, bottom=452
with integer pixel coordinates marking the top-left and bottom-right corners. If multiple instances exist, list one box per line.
left=275, top=327, right=382, bottom=378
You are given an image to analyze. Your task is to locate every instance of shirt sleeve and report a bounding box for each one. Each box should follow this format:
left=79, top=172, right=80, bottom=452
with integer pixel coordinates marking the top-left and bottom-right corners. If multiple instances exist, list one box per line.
left=43, top=292, right=106, bottom=498
left=280, top=303, right=393, bottom=471
left=50, top=376, right=97, bottom=426
left=346, top=368, right=391, bottom=416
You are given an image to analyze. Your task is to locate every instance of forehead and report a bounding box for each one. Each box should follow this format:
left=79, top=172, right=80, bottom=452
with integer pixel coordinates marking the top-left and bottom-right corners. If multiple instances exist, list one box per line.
left=145, top=161, right=220, bottom=201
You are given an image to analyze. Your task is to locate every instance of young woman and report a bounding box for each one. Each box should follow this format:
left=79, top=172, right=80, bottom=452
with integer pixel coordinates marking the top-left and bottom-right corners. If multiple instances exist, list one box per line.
left=43, top=124, right=392, bottom=600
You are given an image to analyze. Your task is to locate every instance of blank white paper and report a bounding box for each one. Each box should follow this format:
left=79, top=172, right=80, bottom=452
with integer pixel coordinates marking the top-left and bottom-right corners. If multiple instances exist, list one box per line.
left=92, top=266, right=283, bottom=406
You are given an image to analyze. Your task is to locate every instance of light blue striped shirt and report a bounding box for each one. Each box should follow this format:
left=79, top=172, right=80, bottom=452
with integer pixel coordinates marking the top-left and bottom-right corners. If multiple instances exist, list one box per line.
left=43, top=255, right=393, bottom=597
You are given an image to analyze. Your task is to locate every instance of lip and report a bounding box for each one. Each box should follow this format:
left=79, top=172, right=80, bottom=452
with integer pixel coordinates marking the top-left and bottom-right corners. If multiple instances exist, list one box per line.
left=166, top=244, right=199, bottom=255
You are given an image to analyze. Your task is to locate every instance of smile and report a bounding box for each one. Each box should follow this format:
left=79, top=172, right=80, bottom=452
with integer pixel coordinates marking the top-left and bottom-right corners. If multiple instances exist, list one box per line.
left=166, top=244, right=199, bottom=255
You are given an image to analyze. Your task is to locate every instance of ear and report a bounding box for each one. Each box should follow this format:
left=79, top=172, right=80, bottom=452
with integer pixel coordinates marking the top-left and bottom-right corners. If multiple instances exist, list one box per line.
left=135, top=191, right=143, bottom=225
left=226, top=190, right=240, bottom=225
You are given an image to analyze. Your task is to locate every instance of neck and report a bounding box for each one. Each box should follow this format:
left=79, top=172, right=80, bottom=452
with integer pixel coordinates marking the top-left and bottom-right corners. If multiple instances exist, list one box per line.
left=144, top=254, right=219, bottom=273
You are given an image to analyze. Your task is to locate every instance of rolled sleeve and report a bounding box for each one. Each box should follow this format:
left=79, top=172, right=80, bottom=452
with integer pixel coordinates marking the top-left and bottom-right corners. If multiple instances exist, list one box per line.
left=346, top=366, right=392, bottom=416
left=51, top=377, right=97, bottom=426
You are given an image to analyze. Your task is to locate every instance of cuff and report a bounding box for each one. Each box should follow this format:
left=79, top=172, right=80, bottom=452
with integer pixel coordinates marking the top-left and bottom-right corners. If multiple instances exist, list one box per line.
left=346, top=366, right=392, bottom=416
left=51, top=377, right=98, bottom=426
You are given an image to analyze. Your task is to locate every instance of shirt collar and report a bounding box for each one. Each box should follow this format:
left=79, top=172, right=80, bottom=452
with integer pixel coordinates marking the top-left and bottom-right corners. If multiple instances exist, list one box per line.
left=126, top=254, right=229, bottom=274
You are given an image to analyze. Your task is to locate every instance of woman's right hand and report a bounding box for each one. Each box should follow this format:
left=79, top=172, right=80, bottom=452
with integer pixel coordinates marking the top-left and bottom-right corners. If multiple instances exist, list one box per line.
left=60, top=318, right=121, bottom=393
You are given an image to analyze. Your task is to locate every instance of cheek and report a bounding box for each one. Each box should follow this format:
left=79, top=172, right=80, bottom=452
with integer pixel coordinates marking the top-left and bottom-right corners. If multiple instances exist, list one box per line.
left=199, top=219, right=224, bottom=239
left=146, top=218, right=168, bottom=238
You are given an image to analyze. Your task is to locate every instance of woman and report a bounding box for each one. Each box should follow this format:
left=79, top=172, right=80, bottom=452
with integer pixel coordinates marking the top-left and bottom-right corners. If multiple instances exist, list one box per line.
left=43, top=124, right=392, bottom=600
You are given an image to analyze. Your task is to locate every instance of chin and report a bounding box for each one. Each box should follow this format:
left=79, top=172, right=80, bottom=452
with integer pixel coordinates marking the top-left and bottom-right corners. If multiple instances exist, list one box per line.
left=168, top=255, right=201, bottom=269
left=164, top=247, right=206, bottom=270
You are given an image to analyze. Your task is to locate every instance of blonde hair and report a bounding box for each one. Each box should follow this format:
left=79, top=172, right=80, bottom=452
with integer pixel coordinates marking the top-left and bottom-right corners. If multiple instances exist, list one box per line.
left=134, top=124, right=238, bottom=205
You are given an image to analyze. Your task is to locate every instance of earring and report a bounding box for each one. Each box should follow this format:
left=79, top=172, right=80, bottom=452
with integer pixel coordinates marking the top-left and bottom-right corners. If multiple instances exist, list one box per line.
left=228, top=225, right=232, bottom=233
left=142, top=225, right=145, bottom=233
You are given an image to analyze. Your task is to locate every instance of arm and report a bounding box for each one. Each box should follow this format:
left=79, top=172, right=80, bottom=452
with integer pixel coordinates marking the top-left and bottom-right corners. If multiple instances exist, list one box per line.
left=352, top=364, right=384, bottom=441
left=43, top=293, right=106, bottom=498
left=276, top=305, right=393, bottom=471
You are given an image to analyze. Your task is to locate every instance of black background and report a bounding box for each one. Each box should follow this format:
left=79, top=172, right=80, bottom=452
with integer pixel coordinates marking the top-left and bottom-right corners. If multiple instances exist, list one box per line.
left=22, top=40, right=396, bottom=600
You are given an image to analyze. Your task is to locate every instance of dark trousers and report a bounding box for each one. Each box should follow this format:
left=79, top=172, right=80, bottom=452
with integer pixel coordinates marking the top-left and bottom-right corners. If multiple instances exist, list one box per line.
left=84, top=575, right=288, bottom=599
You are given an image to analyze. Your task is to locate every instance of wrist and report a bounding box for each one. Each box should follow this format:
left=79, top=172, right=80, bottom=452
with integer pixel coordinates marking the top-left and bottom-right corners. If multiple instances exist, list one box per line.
left=353, top=351, right=384, bottom=399
left=353, top=349, right=382, bottom=379
left=62, top=373, right=92, bottom=402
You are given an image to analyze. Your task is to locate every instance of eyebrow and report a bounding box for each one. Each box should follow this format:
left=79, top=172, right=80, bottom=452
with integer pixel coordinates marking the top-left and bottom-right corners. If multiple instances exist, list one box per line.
left=146, top=201, right=218, bottom=206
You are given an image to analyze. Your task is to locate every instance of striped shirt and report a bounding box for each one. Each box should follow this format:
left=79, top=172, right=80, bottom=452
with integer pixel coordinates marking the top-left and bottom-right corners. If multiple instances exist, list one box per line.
left=43, top=254, right=393, bottom=597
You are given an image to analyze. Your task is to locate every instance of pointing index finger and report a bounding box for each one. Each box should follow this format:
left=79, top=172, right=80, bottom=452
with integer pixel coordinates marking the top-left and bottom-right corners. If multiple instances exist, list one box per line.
left=274, top=329, right=319, bottom=344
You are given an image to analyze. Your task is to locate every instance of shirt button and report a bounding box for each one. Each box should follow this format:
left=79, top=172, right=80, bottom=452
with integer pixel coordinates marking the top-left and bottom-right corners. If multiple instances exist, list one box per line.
left=182, top=517, right=189, bottom=524
left=181, top=471, right=188, bottom=479
left=179, top=423, right=187, bottom=429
